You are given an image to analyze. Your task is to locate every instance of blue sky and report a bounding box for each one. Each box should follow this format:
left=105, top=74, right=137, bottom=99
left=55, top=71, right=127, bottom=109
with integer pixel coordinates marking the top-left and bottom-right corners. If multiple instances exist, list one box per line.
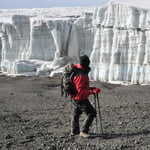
left=0, top=0, right=110, bottom=9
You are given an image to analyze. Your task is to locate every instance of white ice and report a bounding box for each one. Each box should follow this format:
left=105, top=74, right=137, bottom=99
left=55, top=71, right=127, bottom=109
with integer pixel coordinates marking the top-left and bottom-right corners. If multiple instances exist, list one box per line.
left=0, top=0, right=150, bottom=85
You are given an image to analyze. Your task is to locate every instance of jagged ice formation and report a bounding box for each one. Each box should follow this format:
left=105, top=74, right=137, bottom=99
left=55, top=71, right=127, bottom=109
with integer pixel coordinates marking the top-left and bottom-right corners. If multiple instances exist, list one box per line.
left=91, top=0, right=150, bottom=84
left=0, top=1, right=150, bottom=85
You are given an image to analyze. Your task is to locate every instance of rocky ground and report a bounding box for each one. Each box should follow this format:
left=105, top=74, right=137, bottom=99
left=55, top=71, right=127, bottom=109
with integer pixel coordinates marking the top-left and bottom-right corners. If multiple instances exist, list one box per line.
left=0, top=75, right=150, bottom=150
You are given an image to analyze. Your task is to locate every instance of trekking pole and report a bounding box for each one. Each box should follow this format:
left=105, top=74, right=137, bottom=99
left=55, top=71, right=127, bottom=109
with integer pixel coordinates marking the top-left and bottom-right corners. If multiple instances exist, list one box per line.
left=94, top=94, right=98, bottom=133
left=96, top=93, right=104, bottom=135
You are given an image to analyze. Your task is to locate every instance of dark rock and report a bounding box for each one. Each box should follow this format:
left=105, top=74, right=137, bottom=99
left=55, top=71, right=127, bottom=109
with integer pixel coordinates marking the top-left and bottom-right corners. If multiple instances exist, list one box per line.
left=5, top=135, right=13, bottom=139
left=6, top=142, right=13, bottom=148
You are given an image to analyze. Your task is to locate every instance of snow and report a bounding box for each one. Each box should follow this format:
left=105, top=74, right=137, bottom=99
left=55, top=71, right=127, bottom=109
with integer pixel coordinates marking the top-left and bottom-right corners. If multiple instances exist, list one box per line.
left=0, top=0, right=150, bottom=85
left=0, top=7, right=95, bottom=23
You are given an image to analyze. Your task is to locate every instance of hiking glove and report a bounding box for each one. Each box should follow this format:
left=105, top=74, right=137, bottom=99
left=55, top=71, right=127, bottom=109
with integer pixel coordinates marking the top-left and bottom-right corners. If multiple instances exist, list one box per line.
left=92, top=88, right=101, bottom=94
left=90, top=87, right=96, bottom=94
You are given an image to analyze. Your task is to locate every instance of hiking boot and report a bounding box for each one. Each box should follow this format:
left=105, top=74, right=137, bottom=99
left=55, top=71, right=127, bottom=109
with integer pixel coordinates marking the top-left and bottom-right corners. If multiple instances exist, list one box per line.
left=70, top=132, right=79, bottom=136
left=79, top=132, right=90, bottom=138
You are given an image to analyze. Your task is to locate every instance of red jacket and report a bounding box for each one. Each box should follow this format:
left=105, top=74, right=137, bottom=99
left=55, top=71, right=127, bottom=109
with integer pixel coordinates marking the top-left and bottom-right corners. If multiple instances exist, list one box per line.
left=71, top=64, right=91, bottom=100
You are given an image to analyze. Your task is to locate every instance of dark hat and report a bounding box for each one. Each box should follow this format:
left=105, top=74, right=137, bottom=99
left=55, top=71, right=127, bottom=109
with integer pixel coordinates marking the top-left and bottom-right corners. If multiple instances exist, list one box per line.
left=80, top=55, right=90, bottom=67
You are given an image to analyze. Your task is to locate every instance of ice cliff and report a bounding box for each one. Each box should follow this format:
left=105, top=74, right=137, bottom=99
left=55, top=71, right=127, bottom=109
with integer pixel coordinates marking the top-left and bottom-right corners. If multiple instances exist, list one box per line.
left=0, top=7, right=94, bottom=77
left=0, top=0, right=150, bottom=85
left=91, top=0, right=150, bottom=85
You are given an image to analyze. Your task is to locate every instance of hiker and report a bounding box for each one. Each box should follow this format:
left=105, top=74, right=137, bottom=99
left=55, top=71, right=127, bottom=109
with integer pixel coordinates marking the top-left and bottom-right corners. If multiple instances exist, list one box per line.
left=70, top=55, right=101, bottom=138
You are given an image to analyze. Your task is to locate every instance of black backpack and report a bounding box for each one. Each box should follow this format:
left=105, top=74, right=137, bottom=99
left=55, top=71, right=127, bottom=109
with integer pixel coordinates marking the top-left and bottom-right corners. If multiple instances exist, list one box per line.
left=61, top=64, right=76, bottom=97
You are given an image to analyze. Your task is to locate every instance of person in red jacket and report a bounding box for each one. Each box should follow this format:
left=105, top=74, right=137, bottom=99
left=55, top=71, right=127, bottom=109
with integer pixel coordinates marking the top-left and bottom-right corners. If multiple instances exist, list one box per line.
left=70, top=55, right=100, bottom=138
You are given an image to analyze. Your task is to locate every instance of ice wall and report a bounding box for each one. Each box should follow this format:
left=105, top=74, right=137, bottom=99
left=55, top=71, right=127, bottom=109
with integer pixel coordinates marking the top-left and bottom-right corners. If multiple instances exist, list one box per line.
left=0, top=1, right=150, bottom=85
left=0, top=6, right=95, bottom=76
left=90, top=0, right=150, bottom=84
left=0, top=16, right=81, bottom=76
left=75, top=12, right=94, bottom=56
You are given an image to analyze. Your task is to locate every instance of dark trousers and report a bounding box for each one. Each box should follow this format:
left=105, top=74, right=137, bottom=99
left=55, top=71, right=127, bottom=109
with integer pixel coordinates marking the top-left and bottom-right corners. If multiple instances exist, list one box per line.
left=71, top=99, right=96, bottom=134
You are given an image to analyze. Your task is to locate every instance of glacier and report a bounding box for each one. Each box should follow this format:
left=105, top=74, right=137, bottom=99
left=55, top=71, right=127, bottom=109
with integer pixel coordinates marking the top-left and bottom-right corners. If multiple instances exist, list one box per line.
left=0, top=0, right=150, bottom=85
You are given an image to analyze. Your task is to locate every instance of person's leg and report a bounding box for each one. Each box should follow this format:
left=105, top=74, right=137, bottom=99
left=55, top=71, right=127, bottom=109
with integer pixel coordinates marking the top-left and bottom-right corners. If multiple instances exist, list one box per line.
left=71, top=100, right=82, bottom=135
left=81, top=99, right=96, bottom=133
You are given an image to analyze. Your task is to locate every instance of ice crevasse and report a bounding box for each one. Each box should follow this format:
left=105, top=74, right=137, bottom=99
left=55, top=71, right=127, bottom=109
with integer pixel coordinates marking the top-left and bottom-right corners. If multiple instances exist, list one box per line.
left=0, top=0, right=150, bottom=85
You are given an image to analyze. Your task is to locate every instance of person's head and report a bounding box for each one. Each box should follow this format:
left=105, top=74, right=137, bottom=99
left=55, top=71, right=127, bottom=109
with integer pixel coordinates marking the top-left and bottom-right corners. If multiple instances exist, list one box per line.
left=79, top=55, right=90, bottom=68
